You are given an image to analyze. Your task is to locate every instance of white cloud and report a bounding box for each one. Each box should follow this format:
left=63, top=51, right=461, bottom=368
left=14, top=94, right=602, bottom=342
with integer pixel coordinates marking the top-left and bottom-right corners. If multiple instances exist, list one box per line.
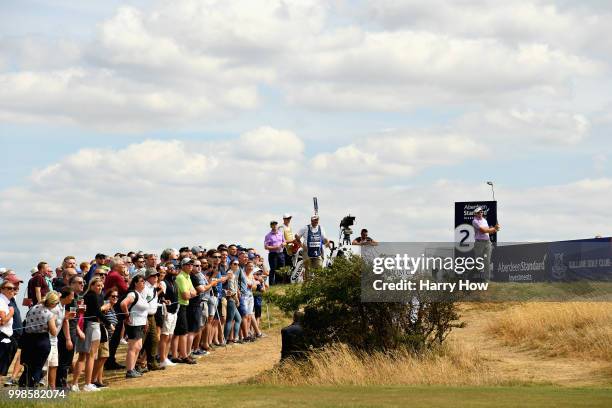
left=311, top=132, right=487, bottom=180
left=0, top=0, right=607, bottom=130
left=458, top=109, right=591, bottom=145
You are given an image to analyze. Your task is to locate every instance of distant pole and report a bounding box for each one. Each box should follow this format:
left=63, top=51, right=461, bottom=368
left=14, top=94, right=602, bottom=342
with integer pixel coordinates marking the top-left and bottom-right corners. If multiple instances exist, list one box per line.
left=486, top=181, right=495, bottom=201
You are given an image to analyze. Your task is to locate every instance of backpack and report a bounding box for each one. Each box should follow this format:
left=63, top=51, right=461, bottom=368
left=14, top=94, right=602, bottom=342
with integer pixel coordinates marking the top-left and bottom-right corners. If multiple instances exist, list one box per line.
left=128, top=291, right=139, bottom=312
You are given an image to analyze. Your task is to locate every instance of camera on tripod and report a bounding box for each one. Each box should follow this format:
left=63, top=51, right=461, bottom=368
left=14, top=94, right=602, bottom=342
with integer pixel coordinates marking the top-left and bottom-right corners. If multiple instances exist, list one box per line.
left=339, top=215, right=356, bottom=245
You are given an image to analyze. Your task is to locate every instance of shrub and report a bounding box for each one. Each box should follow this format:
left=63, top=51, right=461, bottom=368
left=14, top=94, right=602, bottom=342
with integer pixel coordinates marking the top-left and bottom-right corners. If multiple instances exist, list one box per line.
left=267, top=255, right=462, bottom=353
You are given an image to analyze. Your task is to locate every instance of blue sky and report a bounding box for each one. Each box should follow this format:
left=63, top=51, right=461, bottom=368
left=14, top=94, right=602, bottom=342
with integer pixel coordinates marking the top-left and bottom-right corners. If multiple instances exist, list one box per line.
left=1, top=0, right=612, bottom=279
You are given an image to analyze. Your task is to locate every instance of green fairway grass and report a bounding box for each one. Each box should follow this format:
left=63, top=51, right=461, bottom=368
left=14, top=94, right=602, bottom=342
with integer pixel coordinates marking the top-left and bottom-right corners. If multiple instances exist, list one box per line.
left=3, top=384, right=611, bottom=408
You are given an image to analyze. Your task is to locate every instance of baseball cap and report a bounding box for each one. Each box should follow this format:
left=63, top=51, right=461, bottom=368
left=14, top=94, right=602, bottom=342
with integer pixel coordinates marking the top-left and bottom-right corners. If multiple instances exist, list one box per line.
left=191, top=246, right=205, bottom=254
left=474, top=207, right=484, bottom=214
left=253, top=267, right=262, bottom=274
left=282, top=213, right=292, bottom=219
left=181, top=258, right=194, bottom=266
left=311, top=214, right=319, bottom=220
left=30, top=267, right=38, bottom=275
left=145, top=267, right=159, bottom=278
left=270, top=220, right=278, bottom=227
left=248, top=253, right=256, bottom=260
left=0, top=268, right=6, bottom=274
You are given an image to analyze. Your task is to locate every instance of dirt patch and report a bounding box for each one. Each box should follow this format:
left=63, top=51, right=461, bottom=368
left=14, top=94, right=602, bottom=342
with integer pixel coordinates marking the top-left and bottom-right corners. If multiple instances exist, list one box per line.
left=103, top=332, right=283, bottom=389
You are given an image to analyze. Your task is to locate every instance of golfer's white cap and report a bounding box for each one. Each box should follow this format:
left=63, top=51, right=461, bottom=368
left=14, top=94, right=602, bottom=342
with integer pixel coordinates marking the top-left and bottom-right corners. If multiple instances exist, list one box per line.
left=474, top=207, right=484, bottom=214
left=311, top=214, right=319, bottom=220
left=282, top=213, right=292, bottom=219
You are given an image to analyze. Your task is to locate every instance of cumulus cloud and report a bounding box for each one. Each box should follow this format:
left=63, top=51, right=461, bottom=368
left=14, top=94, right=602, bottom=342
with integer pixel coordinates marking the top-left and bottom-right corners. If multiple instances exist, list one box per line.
left=0, top=0, right=606, bottom=129
left=311, top=132, right=487, bottom=180
left=458, top=109, right=591, bottom=145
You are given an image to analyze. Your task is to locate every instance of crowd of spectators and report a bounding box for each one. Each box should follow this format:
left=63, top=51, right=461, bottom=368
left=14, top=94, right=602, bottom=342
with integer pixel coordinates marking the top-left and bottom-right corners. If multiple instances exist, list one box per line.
left=0, top=243, right=271, bottom=392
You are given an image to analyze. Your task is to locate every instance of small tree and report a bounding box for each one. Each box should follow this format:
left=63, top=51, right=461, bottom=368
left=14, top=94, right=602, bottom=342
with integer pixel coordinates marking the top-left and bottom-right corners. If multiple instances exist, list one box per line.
left=268, top=256, right=462, bottom=353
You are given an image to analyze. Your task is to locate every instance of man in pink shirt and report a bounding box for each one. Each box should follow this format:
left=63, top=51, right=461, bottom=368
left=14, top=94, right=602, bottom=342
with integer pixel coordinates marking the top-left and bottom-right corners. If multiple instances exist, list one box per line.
left=264, top=221, right=285, bottom=285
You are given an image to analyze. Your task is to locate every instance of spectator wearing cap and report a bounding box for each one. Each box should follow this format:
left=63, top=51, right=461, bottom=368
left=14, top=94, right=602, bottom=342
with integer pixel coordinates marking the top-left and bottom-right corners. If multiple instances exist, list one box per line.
left=173, top=258, right=197, bottom=364
left=295, top=215, right=331, bottom=282
left=191, top=246, right=205, bottom=258
left=104, top=259, right=128, bottom=371
left=187, top=260, right=207, bottom=356
left=472, top=207, right=500, bottom=281
left=264, top=221, right=285, bottom=285
left=28, top=261, right=51, bottom=306
left=139, top=268, right=163, bottom=371
left=86, top=254, right=107, bottom=284
left=279, top=214, right=296, bottom=273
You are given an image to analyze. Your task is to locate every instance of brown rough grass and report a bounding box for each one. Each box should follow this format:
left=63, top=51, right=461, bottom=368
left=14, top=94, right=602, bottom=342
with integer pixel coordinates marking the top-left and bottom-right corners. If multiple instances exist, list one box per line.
left=255, top=342, right=511, bottom=386
left=486, top=302, right=612, bottom=361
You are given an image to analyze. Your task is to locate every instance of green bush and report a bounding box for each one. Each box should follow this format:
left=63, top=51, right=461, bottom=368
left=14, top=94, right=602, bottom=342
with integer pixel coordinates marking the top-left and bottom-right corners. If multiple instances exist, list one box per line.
left=267, top=256, right=462, bottom=353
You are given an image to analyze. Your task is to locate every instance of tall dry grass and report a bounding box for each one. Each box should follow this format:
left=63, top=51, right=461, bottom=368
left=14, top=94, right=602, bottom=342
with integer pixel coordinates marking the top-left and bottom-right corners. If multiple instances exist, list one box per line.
left=486, top=302, right=612, bottom=361
left=255, top=342, right=509, bottom=386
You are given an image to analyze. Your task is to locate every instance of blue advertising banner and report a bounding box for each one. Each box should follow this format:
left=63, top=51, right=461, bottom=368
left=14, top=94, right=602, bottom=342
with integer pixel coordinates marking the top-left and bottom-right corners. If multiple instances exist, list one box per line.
left=491, top=238, right=612, bottom=282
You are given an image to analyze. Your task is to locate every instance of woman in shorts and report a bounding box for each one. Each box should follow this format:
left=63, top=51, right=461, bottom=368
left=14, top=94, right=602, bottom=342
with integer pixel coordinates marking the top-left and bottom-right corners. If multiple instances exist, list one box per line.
left=71, top=277, right=111, bottom=392
left=120, top=275, right=149, bottom=379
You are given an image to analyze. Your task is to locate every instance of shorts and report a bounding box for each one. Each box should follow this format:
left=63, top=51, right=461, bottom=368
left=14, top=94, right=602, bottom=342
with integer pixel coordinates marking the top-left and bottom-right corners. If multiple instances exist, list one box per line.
left=238, top=298, right=247, bottom=317
left=125, top=325, right=145, bottom=340
left=161, top=312, right=177, bottom=335
left=206, top=296, right=218, bottom=317
left=216, top=297, right=227, bottom=320
left=187, top=303, right=203, bottom=333
left=46, top=342, right=59, bottom=368
left=76, top=322, right=101, bottom=353
left=174, top=305, right=188, bottom=336
left=243, top=294, right=254, bottom=316
left=254, top=303, right=262, bottom=319
left=98, top=340, right=109, bottom=359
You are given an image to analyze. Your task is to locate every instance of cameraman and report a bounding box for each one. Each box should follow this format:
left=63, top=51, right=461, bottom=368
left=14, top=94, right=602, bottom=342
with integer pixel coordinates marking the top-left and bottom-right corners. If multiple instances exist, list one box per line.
left=352, top=229, right=377, bottom=246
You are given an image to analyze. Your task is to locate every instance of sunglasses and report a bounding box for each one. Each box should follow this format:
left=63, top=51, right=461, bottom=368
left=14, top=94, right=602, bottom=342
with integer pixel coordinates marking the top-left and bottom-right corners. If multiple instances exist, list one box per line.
left=110, top=295, right=119, bottom=299
left=2, top=286, right=16, bottom=291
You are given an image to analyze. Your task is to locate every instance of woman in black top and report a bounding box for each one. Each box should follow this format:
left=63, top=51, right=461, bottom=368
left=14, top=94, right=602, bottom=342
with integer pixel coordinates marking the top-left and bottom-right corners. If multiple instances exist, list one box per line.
left=71, top=277, right=112, bottom=392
